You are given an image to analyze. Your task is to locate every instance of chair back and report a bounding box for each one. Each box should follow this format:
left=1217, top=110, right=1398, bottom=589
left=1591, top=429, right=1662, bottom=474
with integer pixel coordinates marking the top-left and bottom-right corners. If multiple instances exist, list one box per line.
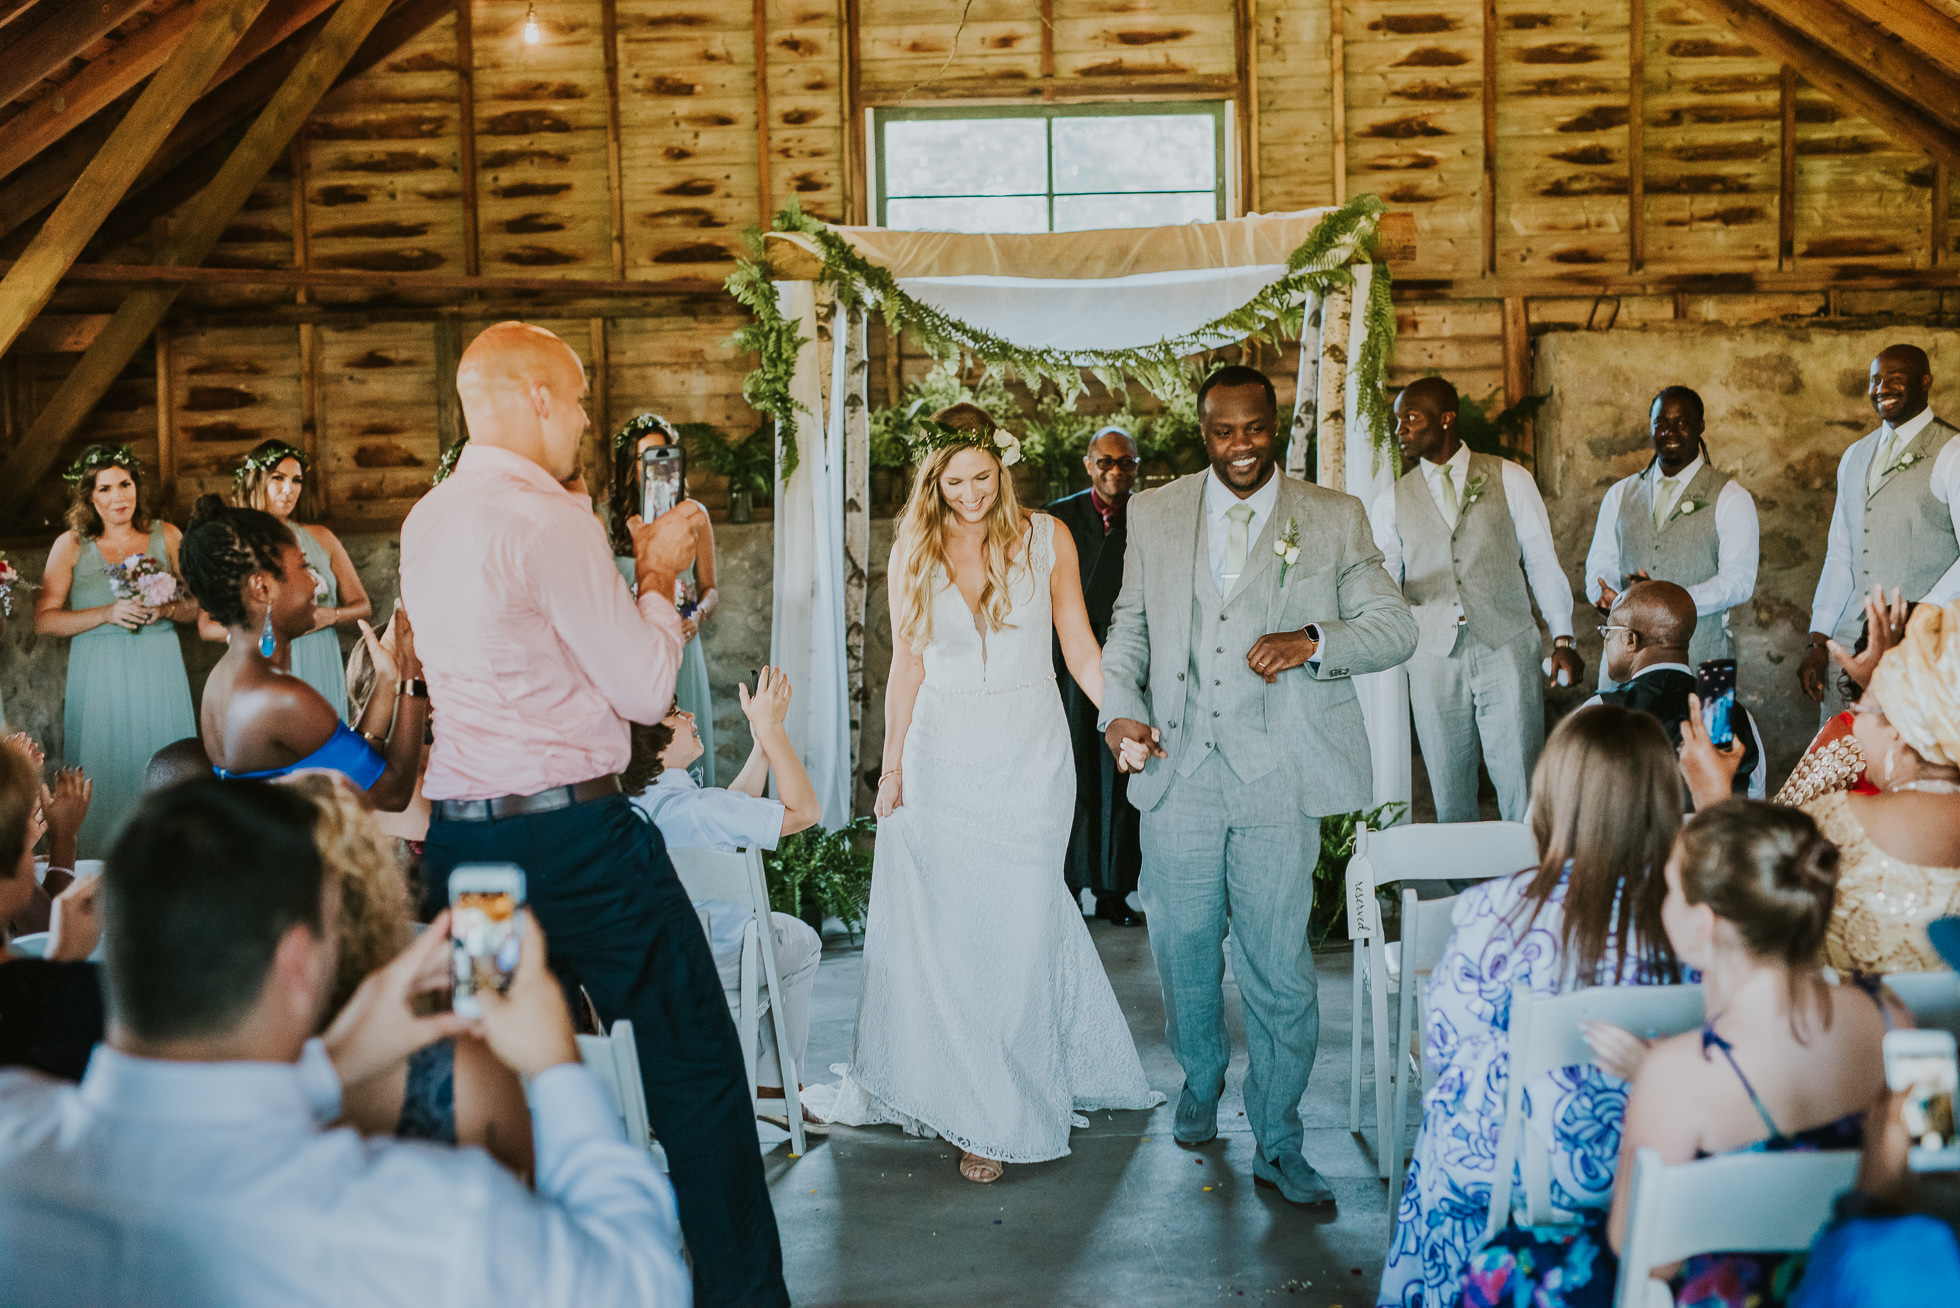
left=577, top=1019, right=653, bottom=1154
left=668, top=845, right=765, bottom=912
left=1884, top=970, right=1960, bottom=1038
left=1485, top=982, right=1705, bottom=1240
left=1345, top=821, right=1536, bottom=940
left=1614, top=1146, right=1857, bottom=1308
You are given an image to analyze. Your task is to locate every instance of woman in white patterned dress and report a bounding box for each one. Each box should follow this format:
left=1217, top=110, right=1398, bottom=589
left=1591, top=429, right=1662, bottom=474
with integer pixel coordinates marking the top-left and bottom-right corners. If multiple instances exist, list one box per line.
left=807, top=408, right=1162, bottom=1183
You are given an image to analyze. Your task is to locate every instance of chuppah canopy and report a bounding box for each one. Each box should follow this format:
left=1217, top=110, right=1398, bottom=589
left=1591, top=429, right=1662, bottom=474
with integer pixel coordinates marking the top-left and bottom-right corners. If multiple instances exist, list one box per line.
left=730, top=198, right=1416, bottom=829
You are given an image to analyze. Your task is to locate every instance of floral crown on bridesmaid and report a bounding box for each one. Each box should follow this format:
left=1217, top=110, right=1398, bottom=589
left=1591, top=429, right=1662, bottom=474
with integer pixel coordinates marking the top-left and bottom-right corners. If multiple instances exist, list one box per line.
left=232, top=441, right=308, bottom=493
left=62, top=443, right=138, bottom=486
left=904, top=420, right=1023, bottom=467
left=613, top=412, right=679, bottom=455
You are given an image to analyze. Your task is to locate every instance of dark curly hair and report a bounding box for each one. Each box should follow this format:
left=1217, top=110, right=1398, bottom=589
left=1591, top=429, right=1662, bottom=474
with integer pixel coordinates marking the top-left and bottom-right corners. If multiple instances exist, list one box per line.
left=607, top=414, right=681, bottom=557
left=622, top=716, right=678, bottom=796
left=64, top=445, right=151, bottom=539
left=180, top=494, right=297, bottom=628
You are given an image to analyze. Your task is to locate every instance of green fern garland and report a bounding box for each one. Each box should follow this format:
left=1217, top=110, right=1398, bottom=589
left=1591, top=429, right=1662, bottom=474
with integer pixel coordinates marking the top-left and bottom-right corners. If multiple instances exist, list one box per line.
left=724, top=194, right=1399, bottom=484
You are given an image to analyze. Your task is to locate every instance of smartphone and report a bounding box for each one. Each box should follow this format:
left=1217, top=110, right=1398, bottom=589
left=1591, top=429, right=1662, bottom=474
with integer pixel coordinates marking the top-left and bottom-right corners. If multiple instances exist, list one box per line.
left=450, top=864, right=525, bottom=1019
left=1885, top=1028, right=1960, bottom=1172
left=1696, top=658, right=1737, bottom=749
left=640, top=444, right=685, bottom=522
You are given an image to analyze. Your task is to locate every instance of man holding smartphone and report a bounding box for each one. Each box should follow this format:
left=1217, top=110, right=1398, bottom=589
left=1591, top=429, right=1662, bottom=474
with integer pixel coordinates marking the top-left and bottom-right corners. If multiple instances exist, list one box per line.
left=401, top=322, right=788, bottom=1308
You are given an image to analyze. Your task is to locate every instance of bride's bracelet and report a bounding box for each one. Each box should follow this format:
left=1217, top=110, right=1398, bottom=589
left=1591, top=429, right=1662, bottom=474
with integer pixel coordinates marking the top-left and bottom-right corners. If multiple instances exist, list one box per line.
left=878, top=768, right=901, bottom=784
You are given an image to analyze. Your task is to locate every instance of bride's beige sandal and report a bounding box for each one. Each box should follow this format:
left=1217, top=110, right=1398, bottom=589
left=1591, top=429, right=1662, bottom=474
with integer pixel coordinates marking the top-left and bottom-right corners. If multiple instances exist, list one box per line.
left=959, top=1151, right=1004, bottom=1184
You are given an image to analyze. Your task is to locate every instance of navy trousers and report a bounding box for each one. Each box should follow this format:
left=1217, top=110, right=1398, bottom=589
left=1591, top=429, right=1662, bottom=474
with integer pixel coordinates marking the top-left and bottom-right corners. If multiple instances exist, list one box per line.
left=424, top=793, right=788, bottom=1308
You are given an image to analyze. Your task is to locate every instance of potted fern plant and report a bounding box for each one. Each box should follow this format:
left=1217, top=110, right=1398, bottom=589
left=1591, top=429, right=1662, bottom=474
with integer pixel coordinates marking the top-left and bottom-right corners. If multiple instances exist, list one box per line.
left=683, top=421, right=774, bottom=523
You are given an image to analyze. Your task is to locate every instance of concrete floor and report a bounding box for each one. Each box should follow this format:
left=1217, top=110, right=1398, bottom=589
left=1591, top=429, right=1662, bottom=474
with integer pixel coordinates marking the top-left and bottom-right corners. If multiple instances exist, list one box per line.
left=764, top=921, right=1405, bottom=1308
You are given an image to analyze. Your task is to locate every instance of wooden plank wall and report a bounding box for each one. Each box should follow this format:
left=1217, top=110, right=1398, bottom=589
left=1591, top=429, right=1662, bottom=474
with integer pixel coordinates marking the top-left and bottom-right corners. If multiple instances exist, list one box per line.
left=2, top=0, right=1957, bottom=531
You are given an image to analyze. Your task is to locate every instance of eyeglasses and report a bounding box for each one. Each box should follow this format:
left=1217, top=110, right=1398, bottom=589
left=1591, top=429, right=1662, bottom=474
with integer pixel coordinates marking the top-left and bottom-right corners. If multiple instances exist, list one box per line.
left=1597, top=624, right=1631, bottom=639
left=1091, top=457, right=1140, bottom=472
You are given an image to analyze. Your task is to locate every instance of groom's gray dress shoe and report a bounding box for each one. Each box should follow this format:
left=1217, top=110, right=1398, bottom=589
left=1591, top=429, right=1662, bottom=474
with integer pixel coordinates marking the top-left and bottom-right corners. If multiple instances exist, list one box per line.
left=1253, top=1153, right=1336, bottom=1207
left=1172, top=1088, right=1218, bottom=1146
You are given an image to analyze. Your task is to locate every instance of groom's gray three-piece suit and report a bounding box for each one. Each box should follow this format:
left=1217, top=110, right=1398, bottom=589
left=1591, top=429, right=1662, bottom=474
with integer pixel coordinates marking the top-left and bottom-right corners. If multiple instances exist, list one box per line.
left=1098, top=469, right=1416, bottom=1174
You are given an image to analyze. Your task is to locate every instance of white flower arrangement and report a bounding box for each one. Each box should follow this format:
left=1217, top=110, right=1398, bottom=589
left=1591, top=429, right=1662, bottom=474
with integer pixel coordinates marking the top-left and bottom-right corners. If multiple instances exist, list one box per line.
left=992, top=428, right=1022, bottom=467
left=1275, top=517, right=1302, bottom=586
left=1883, top=450, right=1926, bottom=478
left=1675, top=498, right=1704, bottom=517
left=1461, top=472, right=1487, bottom=510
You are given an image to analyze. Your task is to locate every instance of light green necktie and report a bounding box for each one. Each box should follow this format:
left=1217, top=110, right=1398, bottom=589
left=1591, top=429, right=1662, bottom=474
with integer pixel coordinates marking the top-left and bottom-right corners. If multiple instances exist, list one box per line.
left=1223, top=502, right=1254, bottom=588
left=1652, top=473, right=1681, bottom=530
left=1868, top=427, right=1900, bottom=497
left=1436, top=466, right=1460, bottom=529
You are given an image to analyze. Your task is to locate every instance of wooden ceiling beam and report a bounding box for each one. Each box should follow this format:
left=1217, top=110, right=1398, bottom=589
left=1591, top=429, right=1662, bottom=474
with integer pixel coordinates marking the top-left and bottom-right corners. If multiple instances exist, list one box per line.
left=1837, top=0, right=1960, bottom=76
left=0, top=0, right=155, bottom=112
left=1746, top=0, right=1960, bottom=135
left=0, top=0, right=271, bottom=360
left=0, top=0, right=400, bottom=523
left=1686, top=0, right=1960, bottom=174
left=0, top=259, right=723, bottom=297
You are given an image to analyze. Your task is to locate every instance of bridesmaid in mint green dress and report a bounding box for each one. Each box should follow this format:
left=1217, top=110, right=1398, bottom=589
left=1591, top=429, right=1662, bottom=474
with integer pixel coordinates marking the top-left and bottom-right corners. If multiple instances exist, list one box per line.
left=34, top=446, right=198, bottom=856
left=201, top=441, right=371, bottom=719
left=609, top=415, right=720, bottom=786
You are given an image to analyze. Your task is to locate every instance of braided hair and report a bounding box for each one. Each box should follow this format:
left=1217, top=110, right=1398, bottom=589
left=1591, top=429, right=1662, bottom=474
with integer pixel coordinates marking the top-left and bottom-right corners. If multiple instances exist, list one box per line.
left=180, top=494, right=296, bottom=627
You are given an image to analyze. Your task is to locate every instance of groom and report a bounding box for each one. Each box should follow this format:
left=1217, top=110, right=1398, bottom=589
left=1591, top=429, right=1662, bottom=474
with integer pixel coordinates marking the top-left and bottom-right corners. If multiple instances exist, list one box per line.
left=1100, top=365, right=1416, bottom=1206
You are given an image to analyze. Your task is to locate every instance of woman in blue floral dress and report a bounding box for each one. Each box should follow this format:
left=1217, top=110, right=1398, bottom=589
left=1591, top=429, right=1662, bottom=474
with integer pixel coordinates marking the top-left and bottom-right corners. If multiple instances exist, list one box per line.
left=1378, top=706, right=1688, bottom=1308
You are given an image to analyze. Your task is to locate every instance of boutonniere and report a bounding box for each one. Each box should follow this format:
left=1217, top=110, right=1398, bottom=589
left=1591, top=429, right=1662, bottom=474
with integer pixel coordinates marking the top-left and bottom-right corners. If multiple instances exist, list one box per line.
left=1274, top=517, right=1302, bottom=586
left=1883, top=450, right=1926, bottom=479
left=1461, top=472, right=1487, bottom=510
left=1674, top=498, right=1705, bottom=517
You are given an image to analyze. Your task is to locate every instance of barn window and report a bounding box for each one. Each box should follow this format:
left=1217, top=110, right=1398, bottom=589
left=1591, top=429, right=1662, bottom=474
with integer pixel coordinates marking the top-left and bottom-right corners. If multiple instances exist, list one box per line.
left=872, top=103, right=1230, bottom=233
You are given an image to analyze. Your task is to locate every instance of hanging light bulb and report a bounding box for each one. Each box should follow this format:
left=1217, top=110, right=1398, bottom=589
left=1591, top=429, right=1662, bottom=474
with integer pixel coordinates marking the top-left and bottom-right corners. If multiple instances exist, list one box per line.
left=522, top=3, right=541, bottom=44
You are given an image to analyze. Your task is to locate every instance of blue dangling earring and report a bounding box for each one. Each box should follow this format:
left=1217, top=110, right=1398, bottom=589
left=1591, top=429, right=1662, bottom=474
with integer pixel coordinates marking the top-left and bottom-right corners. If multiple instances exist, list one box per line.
left=258, top=604, right=276, bottom=658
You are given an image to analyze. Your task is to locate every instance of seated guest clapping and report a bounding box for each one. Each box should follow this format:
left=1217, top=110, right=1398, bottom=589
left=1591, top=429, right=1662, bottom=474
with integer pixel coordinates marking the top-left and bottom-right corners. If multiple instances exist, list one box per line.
left=180, top=496, right=427, bottom=810
left=628, top=667, right=823, bottom=1117
left=1464, top=801, right=1894, bottom=1308
left=1379, top=705, right=1687, bottom=1307
left=0, top=742, right=103, bottom=1080
left=0, top=780, right=688, bottom=1305
left=282, top=771, right=533, bottom=1178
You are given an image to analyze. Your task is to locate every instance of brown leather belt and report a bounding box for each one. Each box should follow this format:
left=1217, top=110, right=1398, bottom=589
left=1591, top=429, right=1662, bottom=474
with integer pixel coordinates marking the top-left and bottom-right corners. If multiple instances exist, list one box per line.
left=431, top=774, right=622, bottom=823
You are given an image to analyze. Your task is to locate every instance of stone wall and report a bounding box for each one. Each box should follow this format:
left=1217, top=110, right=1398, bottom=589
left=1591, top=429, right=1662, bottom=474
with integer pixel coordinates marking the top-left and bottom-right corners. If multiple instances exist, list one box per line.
left=1536, top=324, right=1960, bottom=780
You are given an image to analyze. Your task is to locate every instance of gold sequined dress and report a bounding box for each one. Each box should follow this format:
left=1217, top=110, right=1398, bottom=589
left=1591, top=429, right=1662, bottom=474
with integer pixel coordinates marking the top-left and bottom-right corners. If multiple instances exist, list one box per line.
left=1809, top=790, right=1960, bottom=973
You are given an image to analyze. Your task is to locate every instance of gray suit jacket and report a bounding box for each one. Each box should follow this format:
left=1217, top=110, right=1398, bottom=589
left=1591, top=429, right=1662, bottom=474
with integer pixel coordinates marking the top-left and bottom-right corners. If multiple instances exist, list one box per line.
left=1098, top=471, right=1417, bottom=817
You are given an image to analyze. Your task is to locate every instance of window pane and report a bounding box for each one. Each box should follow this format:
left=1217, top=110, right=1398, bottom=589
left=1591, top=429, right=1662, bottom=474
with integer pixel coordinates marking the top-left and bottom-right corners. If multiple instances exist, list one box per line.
left=1052, top=115, right=1216, bottom=195
left=1053, top=191, right=1217, bottom=231
left=887, top=195, right=1049, bottom=234
left=883, top=119, right=1046, bottom=198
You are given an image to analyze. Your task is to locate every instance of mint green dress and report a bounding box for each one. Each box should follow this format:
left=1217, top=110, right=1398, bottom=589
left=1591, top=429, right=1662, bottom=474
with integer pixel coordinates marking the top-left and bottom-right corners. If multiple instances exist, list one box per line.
left=290, top=524, right=350, bottom=721
left=63, top=525, right=197, bottom=856
left=615, top=556, right=716, bottom=787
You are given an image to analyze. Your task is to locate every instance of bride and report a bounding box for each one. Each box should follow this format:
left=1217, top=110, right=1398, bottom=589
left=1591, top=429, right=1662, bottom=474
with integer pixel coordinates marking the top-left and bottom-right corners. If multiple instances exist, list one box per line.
left=808, top=407, right=1162, bottom=1183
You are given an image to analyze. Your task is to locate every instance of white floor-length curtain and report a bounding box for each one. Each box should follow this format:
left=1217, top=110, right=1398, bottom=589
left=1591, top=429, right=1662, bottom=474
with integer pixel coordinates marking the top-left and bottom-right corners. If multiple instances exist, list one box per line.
left=770, top=282, right=852, bottom=827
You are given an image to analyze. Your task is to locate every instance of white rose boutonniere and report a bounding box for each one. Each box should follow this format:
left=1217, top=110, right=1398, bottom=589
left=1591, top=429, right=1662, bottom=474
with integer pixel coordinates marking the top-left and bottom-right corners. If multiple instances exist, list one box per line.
left=1461, top=472, right=1488, bottom=510
left=1674, top=498, right=1704, bottom=518
left=1275, top=517, right=1302, bottom=586
left=993, top=428, right=1023, bottom=467
left=1883, top=450, right=1926, bottom=479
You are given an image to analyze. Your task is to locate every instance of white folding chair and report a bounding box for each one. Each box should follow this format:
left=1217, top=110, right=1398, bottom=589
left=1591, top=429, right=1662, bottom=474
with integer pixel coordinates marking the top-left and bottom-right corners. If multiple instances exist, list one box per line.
left=667, top=844, right=807, bottom=1156
left=1485, top=983, right=1704, bottom=1242
left=1385, top=887, right=1460, bottom=1205
left=1346, top=820, right=1537, bottom=1177
left=1615, top=1146, right=1857, bottom=1308
left=576, top=1019, right=656, bottom=1161
left=1884, top=970, right=1960, bottom=1038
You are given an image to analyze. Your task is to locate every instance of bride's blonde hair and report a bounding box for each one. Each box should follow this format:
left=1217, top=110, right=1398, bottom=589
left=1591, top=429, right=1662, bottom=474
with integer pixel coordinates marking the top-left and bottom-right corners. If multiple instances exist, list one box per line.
left=892, top=406, right=1025, bottom=652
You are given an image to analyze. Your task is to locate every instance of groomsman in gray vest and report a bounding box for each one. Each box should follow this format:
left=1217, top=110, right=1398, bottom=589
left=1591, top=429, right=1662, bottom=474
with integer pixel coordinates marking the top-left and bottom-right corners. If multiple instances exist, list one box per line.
left=1801, top=344, right=1960, bottom=717
left=1583, top=386, right=1760, bottom=686
left=1370, top=377, right=1581, bottom=823
left=1101, top=365, right=1416, bottom=1208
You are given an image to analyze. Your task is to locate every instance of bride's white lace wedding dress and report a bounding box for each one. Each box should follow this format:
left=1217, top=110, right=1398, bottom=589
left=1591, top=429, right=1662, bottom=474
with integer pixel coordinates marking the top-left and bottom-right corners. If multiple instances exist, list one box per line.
left=807, top=514, right=1162, bottom=1162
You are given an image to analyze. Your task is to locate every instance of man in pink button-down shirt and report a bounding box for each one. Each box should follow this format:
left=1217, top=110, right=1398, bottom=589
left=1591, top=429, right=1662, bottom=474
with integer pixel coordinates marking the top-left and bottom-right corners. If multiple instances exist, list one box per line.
left=401, top=322, right=788, bottom=1308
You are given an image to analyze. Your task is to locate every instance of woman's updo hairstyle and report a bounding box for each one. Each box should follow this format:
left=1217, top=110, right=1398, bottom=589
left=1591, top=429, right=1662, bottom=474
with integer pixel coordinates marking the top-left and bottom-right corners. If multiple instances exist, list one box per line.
left=1675, top=799, right=1840, bottom=968
left=180, top=494, right=296, bottom=628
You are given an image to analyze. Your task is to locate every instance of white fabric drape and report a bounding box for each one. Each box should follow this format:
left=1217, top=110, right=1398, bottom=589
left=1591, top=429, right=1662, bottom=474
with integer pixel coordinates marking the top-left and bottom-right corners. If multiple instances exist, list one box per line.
left=1340, top=263, right=1413, bottom=816
left=770, top=282, right=852, bottom=828
left=896, top=265, right=1291, bottom=354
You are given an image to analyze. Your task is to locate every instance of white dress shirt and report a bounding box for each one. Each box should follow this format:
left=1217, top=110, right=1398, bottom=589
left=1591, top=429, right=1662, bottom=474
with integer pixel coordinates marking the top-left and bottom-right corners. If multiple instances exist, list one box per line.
left=1811, top=412, right=1960, bottom=633
left=1582, top=454, right=1761, bottom=617
left=1581, top=663, right=1768, bottom=800
left=0, top=1045, right=689, bottom=1307
left=1203, top=467, right=1280, bottom=593
left=1369, top=445, right=1576, bottom=640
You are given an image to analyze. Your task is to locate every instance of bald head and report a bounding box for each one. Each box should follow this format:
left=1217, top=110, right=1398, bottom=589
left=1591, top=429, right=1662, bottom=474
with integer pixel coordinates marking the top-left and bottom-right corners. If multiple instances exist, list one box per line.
left=454, top=322, right=590, bottom=482
left=1605, top=580, right=1696, bottom=681
left=145, top=737, right=212, bottom=795
left=1870, top=344, right=1932, bottom=428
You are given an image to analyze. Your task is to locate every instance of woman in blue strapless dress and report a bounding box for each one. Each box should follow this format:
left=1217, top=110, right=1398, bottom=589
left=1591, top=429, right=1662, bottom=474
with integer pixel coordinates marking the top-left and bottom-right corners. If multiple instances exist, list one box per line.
left=198, top=441, right=372, bottom=720
left=179, top=496, right=427, bottom=807
left=33, top=446, right=198, bottom=855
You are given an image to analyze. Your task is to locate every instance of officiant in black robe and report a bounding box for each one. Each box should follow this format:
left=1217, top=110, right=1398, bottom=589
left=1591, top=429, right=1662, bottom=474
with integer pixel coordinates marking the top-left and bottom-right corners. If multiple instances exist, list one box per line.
left=1049, top=426, right=1145, bottom=926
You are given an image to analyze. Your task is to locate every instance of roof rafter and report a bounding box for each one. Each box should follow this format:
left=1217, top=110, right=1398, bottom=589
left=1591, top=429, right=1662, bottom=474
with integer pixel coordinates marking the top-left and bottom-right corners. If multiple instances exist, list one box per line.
left=0, top=0, right=156, bottom=113
left=1837, top=0, right=1960, bottom=76
left=1746, top=0, right=1960, bottom=136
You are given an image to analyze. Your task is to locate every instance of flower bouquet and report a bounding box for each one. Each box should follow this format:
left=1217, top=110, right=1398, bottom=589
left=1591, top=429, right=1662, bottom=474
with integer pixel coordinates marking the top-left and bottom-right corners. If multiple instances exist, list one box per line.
left=105, top=553, right=179, bottom=610
left=0, top=551, right=28, bottom=617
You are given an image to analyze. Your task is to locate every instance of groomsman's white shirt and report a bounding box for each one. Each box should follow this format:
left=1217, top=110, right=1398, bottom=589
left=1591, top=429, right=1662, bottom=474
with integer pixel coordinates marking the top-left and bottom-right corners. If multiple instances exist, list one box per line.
left=1582, top=454, right=1760, bottom=617
left=1581, top=665, right=1769, bottom=800
left=1203, top=467, right=1280, bottom=592
left=1369, top=444, right=1576, bottom=640
left=1809, top=409, right=1960, bottom=634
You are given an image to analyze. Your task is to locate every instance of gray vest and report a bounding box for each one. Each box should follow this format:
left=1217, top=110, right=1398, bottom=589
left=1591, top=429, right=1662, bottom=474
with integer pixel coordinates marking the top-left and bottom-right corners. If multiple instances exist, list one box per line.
left=1176, top=521, right=1278, bottom=784
left=1393, top=451, right=1534, bottom=658
left=1846, top=417, right=1960, bottom=641
left=1615, top=458, right=1735, bottom=667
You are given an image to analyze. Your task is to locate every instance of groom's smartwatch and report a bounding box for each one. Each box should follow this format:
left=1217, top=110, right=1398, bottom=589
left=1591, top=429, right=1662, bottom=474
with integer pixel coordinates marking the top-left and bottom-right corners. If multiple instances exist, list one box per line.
left=1302, top=623, right=1322, bottom=660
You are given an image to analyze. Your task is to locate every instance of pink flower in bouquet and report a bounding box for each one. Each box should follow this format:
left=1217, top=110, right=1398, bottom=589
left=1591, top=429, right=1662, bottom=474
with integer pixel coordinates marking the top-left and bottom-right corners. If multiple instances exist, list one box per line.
left=136, top=570, right=179, bottom=607
left=105, top=553, right=179, bottom=609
